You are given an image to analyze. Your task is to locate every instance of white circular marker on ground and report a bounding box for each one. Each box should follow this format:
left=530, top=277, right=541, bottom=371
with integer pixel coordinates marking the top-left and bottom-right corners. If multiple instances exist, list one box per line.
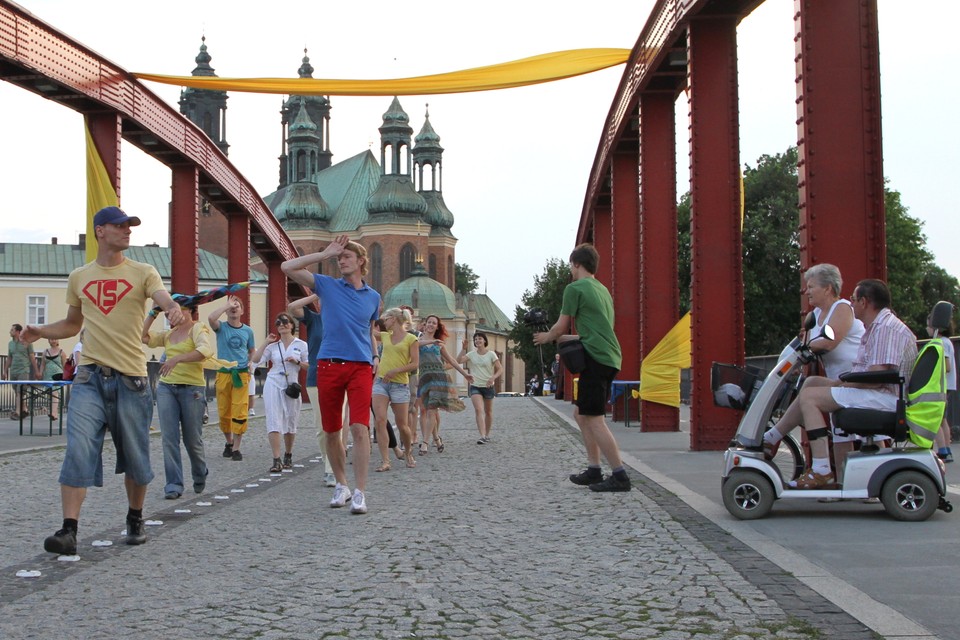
left=145, top=520, right=163, bottom=526
left=294, top=464, right=305, bottom=468
left=91, top=540, right=112, bottom=547
left=16, top=570, right=41, bottom=578
left=282, top=469, right=293, bottom=473
left=214, top=495, right=229, bottom=500
left=57, top=555, right=80, bottom=562
left=196, top=501, right=212, bottom=506
left=174, top=509, right=191, bottom=514
left=245, top=483, right=259, bottom=488
left=231, top=488, right=245, bottom=493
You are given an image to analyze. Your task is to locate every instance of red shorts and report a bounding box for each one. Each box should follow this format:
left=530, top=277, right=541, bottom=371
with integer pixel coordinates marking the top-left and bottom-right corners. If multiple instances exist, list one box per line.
left=315, top=360, right=374, bottom=433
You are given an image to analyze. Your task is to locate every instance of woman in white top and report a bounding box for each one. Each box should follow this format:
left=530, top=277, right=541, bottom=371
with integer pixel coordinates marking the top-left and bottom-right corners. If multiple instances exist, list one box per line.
left=252, top=313, right=308, bottom=473
left=764, top=264, right=866, bottom=467
left=458, top=332, right=503, bottom=444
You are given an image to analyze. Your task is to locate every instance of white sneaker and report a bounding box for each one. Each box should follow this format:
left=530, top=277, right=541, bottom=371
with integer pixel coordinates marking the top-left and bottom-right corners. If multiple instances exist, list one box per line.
left=350, top=489, right=367, bottom=515
left=248, top=409, right=256, bottom=416
left=323, top=472, right=336, bottom=487
left=330, top=483, right=351, bottom=508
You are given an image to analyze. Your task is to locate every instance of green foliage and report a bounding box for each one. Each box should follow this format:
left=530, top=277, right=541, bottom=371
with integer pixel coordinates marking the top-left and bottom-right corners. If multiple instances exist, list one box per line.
left=454, top=262, right=480, bottom=295
left=678, top=146, right=960, bottom=352
left=885, top=186, right=960, bottom=332
left=740, top=148, right=802, bottom=355
left=508, top=257, right=569, bottom=377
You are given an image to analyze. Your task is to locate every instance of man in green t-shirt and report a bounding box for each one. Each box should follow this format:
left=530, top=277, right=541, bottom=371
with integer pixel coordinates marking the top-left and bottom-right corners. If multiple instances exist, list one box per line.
left=534, top=243, right=631, bottom=492
left=7, top=323, right=39, bottom=418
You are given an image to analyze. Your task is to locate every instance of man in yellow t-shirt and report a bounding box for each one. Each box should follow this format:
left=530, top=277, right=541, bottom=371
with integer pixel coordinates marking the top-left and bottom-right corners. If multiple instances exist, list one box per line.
left=21, top=206, right=184, bottom=556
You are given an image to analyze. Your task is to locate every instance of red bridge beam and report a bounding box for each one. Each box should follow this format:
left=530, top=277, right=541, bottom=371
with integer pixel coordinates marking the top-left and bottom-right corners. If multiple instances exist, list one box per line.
left=0, top=0, right=296, bottom=266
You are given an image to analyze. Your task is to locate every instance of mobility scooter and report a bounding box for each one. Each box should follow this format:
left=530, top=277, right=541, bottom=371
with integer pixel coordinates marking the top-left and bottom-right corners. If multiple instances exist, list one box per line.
left=718, top=301, right=953, bottom=521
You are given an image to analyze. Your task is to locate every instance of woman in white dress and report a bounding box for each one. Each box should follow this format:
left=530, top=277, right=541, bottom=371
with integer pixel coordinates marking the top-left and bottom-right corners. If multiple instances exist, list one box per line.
left=252, top=313, right=308, bottom=473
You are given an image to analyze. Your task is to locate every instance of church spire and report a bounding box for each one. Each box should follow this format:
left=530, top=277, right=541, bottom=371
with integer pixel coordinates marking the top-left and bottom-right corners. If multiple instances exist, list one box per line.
left=179, top=36, right=229, bottom=155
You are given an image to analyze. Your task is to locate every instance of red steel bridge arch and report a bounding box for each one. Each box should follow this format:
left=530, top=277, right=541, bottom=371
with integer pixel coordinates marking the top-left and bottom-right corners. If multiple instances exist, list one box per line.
left=0, top=1, right=300, bottom=324
left=578, top=0, right=885, bottom=450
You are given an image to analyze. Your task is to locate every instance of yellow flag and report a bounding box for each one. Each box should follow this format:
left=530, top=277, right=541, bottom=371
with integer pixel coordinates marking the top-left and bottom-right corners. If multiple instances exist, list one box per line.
left=634, top=312, right=691, bottom=408
left=135, top=49, right=631, bottom=96
left=84, top=117, right=119, bottom=262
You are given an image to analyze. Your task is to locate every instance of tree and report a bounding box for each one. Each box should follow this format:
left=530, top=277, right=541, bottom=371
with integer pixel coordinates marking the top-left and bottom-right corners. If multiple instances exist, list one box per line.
left=885, top=186, right=960, bottom=333
left=508, top=257, right=569, bottom=378
left=455, top=262, right=480, bottom=294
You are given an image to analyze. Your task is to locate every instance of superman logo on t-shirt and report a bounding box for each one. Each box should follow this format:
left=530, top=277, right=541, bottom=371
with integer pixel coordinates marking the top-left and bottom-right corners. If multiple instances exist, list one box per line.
left=82, top=279, right=133, bottom=315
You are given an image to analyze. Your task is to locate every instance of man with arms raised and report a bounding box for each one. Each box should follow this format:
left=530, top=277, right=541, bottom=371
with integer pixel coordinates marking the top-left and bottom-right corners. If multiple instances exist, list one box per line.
left=23, top=206, right=184, bottom=554
left=208, top=295, right=256, bottom=461
left=282, top=235, right=380, bottom=514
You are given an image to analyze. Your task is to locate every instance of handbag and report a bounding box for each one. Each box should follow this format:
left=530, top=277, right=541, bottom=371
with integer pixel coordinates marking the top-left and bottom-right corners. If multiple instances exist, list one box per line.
left=61, top=355, right=77, bottom=382
left=278, top=340, right=302, bottom=398
left=557, top=339, right=587, bottom=374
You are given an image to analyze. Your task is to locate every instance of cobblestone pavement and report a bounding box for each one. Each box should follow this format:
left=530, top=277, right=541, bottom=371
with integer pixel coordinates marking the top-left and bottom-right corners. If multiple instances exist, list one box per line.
left=0, top=398, right=873, bottom=639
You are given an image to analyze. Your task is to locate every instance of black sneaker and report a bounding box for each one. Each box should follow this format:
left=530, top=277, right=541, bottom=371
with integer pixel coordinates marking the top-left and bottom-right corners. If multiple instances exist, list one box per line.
left=44, top=528, right=77, bottom=555
left=222, top=443, right=233, bottom=458
left=282, top=453, right=293, bottom=469
left=125, top=517, right=147, bottom=545
left=589, top=474, right=632, bottom=492
left=569, top=468, right=603, bottom=486
left=232, top=450, right=243, bottom=461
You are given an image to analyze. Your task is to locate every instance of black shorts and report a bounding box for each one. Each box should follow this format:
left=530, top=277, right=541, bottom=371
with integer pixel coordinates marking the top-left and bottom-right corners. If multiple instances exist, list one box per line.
left=575, top=351, right=618, bottom=416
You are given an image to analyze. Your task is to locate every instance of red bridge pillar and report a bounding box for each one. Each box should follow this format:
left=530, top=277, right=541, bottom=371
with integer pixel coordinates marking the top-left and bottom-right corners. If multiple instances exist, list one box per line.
left=227, top=215, right=251, bottom=324
left=795, top=0, right=885, bottom=288
left=610, top=150, right=642, bottom=422
left=638, top=92, right=680, bottom=432
left=266, top=261, right=287, bottom=327
left=170, top=166, right=199, bottom=296
left=687, top=16, right=744, bottom=450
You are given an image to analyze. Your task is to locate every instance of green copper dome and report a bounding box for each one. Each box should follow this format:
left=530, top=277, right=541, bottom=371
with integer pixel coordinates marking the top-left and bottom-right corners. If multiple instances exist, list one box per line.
left=273, top=183, right=331, bottom=223
left=383, top=263, right=458, bottom=319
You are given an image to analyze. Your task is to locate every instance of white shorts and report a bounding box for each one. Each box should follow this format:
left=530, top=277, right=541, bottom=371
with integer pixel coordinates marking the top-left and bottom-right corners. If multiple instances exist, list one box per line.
left=831, top=387, right=896, bottom=442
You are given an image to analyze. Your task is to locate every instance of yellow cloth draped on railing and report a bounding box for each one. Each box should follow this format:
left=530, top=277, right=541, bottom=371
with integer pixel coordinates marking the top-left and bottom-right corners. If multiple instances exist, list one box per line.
left=633, top=312, right=691, bottom=408
left=135, top=48, right=631, bottom=96
left=84, top=116, right=119, bottom=262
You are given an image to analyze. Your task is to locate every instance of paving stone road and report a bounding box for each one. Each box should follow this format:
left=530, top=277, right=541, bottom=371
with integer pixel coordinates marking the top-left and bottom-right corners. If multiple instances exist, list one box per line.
left=0, top=398, right=873, bottom=639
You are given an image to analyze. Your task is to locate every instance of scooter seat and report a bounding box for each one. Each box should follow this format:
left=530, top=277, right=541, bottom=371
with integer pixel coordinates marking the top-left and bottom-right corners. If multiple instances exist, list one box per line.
left=833, top=408, right=906, bottom=440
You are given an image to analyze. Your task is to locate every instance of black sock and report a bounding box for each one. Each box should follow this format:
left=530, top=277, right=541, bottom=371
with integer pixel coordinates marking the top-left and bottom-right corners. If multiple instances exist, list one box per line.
left=127, top=508, right=143, bottom=521
left=587, top=465, right=602, bottom=475
left=612, top=468, right=629, bottom=480
left=63, top=518, right=78, bottom=532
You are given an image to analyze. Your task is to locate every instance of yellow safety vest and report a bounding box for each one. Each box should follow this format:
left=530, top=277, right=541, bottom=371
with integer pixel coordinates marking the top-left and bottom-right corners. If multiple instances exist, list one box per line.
left=905, top=340, right=946, bottom=448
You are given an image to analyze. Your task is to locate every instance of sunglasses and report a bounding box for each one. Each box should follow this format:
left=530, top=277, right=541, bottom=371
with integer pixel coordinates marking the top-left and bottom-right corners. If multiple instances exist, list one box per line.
left=275, top=318, right=291, bottom=326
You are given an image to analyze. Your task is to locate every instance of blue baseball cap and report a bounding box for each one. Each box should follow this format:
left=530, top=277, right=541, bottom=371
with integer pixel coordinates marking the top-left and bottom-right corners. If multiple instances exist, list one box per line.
left=93, top=206, right=141, bottom=227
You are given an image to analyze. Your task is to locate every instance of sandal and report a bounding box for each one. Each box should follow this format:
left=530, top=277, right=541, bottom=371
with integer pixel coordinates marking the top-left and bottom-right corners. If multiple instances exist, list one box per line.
left=435, top=437, right=445, bottom=453
left=393, top=447, right=405, bottom=461
left=269, top=458, right=283, bottom=473
left=405, top=453, right=417, bottom=468
left=375, top=462, right=391, bottom=472
left=418, top=442, right=429, bottom=456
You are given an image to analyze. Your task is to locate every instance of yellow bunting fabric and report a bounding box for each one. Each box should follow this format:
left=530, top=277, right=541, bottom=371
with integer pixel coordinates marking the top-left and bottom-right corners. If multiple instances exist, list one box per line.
left=135, top=49, right=631, bottom=96
left=84, top=116, right=119, bottom=262
left=632, top=312, right=691, bottom=408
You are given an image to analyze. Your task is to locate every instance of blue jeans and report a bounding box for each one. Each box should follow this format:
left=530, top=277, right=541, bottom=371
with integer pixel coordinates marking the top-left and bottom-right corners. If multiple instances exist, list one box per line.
left=59, top=365, right=155, bottom=487
left=156, top=382, right=208, bottom=494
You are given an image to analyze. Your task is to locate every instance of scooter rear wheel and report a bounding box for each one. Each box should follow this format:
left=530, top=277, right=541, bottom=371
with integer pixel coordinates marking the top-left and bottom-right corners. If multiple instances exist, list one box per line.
left=880, top=470, right=939, bottom=522
left=722, top=469, right=775, bottom=520
left=765, top=430, right=805, bottom=483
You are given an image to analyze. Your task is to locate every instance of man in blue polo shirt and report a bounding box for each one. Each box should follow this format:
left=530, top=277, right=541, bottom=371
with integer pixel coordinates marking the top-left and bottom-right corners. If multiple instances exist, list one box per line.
left=282, top=235, right=380, bottom=515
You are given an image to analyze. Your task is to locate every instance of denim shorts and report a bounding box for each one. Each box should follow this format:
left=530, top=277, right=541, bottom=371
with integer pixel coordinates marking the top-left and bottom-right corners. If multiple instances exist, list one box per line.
left=59, top=365, right=155, bottom=487
left=469, top=385, right=496, bottom=400
left=373, top=378, right=412, bottom=404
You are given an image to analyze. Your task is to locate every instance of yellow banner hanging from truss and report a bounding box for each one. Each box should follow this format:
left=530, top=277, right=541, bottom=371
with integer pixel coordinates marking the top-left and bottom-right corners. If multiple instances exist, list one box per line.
left=84, top=117, right=119, bottom=262
left=135, top=48, right=631, bottom=96
left=633, top=312, right=691, bottom=408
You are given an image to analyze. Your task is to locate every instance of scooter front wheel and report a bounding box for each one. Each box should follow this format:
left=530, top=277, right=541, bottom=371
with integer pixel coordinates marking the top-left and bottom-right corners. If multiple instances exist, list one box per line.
left=880, top=470, right=940, bottom=522
left=722, top=470, right=775, bottom=520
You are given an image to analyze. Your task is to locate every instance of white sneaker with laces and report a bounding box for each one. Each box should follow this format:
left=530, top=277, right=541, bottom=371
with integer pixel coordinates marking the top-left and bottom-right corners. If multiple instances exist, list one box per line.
left=248, top=409, right=256, bottom=416
left=330, top=483, right=351, bottom=508
left=323, top=472, right=336, bottom=487
left=350, top=489, right=367, bottom=514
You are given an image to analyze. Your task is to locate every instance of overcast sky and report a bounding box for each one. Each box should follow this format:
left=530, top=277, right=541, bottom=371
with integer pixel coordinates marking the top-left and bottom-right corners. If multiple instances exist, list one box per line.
left=1, top=0, right=957, bottom=316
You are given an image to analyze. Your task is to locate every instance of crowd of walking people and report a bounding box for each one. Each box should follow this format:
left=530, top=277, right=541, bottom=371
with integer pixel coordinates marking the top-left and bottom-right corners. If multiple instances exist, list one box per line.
left=11, top=205, right=953, bottom=556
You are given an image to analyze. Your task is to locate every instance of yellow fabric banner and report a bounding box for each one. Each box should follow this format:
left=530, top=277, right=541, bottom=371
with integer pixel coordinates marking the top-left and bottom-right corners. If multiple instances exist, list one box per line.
left=634, top=312, right=691, bottom=408
left=135, top=48, right=631, bottom=96
left=84, top=117, right=119, bottom=262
